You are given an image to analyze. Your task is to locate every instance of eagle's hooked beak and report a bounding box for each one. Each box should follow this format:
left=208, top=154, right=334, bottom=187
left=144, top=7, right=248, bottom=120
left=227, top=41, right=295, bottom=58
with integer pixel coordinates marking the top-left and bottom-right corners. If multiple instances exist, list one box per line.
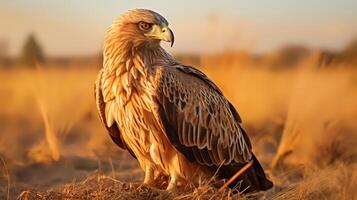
left=145, top=25, right=175, bottom=47
left=161, top=26, right=174, bottom=47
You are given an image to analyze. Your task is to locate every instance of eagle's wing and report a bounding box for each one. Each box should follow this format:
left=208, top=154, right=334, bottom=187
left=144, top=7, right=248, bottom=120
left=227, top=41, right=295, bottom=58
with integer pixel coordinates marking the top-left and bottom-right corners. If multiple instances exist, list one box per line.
left=153, top=65, right=252, bottom=166
left=95, top=69, right=136, bottom=158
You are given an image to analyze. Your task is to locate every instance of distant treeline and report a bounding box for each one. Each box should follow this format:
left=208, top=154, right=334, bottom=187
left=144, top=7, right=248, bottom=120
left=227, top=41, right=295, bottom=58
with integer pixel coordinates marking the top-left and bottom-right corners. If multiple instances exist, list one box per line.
left=176, top=43, right=357, bottom=69
left=0, top=34, right=356, bottom=68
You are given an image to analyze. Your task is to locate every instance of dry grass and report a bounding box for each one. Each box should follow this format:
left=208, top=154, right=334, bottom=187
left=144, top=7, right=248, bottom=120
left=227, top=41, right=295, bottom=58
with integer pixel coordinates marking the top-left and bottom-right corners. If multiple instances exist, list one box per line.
left=0, top=53, right=356, bottom=199
left=16, top=174, right=247, bottom=200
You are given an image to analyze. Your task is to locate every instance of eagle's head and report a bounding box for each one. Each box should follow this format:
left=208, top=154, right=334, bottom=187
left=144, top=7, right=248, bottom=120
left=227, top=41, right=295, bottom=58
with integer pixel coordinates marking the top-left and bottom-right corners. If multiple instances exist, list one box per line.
left=106, top=9, right=174, bottom=53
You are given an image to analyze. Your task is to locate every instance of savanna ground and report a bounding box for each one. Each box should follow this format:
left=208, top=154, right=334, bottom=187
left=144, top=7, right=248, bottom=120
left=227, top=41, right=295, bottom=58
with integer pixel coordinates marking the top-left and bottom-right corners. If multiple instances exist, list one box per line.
left=0, top=50, right=356, bottom=199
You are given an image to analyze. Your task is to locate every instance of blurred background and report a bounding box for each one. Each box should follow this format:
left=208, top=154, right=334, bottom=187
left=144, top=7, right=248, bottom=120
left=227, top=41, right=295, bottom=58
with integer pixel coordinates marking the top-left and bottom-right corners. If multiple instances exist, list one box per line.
left=0, top=0, right=356, bottom=199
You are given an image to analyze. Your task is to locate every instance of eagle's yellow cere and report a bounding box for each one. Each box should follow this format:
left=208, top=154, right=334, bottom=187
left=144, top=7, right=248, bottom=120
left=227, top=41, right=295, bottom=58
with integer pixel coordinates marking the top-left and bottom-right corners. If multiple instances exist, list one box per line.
left=95, top=9, right=273, bottom=192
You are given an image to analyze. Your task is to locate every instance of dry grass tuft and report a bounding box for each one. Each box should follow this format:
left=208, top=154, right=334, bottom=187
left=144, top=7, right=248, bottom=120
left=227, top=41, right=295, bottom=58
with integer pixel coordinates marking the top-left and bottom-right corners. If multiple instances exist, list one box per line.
left=16, top=174, right=248, bottom=200
left=269, top=163, right=357, bottom=200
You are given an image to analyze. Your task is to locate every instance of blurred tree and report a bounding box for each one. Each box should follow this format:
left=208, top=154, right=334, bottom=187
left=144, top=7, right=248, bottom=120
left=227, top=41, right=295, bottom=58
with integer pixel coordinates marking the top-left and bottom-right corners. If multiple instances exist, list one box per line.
left=20, top=34, right=45, bottom=66
left=0, top=39, right=10, bottom=67
left=342, top=38, right=357, bottom=62
left=277, top=45, right=310, bottom=66
left=265, top=45, right=310, bottom=69
left=0, top=39, right=8, bottom=59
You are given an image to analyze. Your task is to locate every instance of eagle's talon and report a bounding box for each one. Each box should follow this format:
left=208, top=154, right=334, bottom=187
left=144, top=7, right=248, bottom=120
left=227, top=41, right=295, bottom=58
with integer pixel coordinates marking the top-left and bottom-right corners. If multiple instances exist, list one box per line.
left=143, top=166, right=155, bottom=186
left=166, top=176, right=178, bottom=191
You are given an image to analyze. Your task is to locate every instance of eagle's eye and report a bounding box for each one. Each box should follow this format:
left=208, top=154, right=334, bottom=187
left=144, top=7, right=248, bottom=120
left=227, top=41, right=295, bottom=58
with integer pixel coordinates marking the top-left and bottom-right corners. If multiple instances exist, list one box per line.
left=138, top=21, right=152, bottom=31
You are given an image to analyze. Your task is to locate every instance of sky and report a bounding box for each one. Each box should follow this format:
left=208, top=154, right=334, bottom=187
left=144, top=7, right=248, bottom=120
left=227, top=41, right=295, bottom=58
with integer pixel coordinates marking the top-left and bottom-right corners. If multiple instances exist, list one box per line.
left=0, top=0, right=356, bottom=57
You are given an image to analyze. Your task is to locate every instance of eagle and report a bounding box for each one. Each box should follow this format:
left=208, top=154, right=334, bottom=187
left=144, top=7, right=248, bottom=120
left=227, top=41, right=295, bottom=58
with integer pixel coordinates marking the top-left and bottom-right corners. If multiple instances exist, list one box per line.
left=95, top=9, right=273, bottom=193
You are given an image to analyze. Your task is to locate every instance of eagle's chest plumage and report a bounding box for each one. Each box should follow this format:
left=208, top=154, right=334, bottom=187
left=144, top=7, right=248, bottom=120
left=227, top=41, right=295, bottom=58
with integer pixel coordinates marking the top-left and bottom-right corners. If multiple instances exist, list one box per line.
left=100, top=52, right=204, bottom=180
left=102, top=61, right=166, bottom=160
left=116, top=72, right=157, bottom=150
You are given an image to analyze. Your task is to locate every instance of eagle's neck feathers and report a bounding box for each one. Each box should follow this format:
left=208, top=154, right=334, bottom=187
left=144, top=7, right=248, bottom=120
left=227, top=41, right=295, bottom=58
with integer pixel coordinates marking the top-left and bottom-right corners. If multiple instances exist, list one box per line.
left=102, top=28, right=175, bottom=107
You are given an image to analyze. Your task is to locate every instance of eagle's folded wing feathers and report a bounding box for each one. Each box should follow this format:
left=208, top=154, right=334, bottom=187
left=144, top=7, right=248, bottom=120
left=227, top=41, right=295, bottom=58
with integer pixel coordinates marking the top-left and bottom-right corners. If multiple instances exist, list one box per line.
left=154, top=65, right=252, bottom=166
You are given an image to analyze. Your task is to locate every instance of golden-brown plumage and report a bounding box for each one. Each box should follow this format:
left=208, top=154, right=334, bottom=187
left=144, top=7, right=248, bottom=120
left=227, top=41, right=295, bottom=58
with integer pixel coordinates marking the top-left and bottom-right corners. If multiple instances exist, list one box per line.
left=95, top=9, right=273, bottom=192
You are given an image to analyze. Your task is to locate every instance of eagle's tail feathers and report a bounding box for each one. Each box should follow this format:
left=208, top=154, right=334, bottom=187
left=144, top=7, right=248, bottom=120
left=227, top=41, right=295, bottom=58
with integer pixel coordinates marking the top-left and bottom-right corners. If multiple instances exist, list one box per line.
left=217, top=153, right=273, bottom=193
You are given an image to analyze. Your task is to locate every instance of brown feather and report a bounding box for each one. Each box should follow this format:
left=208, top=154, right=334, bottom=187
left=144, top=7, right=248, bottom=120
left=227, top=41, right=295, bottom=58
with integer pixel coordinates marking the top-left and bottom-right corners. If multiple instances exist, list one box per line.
left=154, top=65, right=252, bottom=165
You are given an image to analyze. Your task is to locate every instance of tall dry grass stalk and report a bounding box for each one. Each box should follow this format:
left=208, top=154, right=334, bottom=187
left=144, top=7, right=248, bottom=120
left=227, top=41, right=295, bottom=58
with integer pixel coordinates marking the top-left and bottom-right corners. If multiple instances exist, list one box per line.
left=1, top=65, right=99, bottom=162
left=272, top=64, right=357, bottom=167
left=0, top=65, right=102, bottom=163
left=32, top=68, right=61, bottom=161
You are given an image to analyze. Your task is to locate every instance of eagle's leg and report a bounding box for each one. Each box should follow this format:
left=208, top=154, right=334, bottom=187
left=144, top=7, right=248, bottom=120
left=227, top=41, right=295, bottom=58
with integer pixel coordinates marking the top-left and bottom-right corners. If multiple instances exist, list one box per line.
left=166, top=174, right=178, bottom=191
left=143, top=165, right=155, bottom=185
